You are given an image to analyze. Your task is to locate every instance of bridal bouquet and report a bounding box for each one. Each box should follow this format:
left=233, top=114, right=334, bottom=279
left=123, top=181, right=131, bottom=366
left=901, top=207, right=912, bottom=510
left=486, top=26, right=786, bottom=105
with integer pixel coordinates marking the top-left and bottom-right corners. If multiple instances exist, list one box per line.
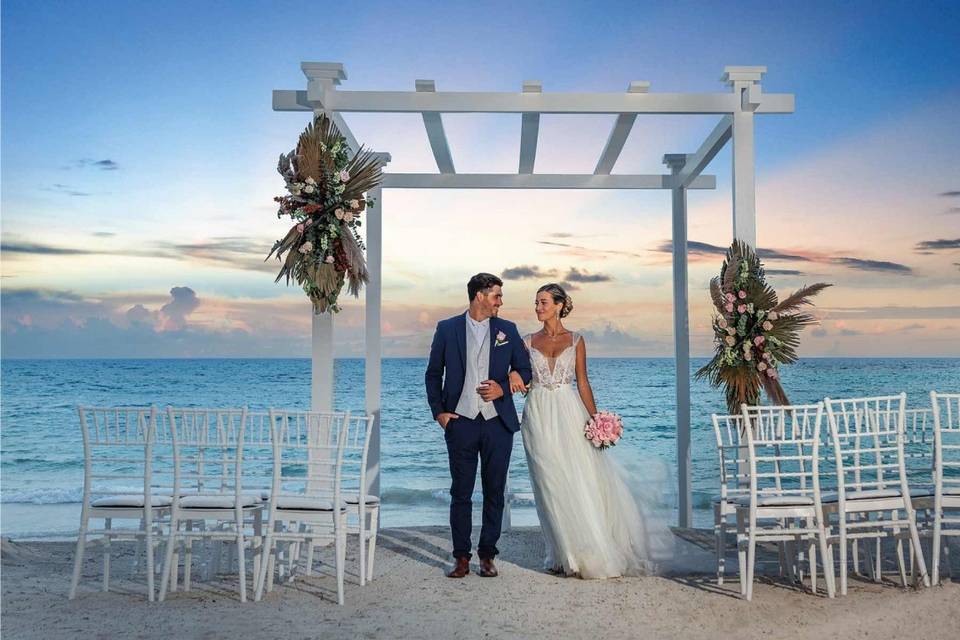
left=267, top=112, right=385, bottom=313
left=585, top=411, right=623, bottom=450
left=695, top=240, right=831, bottom=413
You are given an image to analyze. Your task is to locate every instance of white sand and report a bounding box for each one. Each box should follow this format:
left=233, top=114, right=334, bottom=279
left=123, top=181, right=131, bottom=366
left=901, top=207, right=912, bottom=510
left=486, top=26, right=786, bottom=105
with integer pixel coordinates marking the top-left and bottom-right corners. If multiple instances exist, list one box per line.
left=2, top=527, right=957, bottom=639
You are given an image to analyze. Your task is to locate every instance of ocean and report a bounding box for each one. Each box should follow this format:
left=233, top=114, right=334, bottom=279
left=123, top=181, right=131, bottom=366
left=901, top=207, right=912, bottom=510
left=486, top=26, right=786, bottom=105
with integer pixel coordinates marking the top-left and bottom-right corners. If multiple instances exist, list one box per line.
left=2, top=357, right=958, bottom=539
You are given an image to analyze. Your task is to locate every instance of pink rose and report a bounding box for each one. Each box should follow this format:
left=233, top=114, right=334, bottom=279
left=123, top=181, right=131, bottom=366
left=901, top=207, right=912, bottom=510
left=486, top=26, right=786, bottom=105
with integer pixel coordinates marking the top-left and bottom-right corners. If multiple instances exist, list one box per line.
left=737, top=290, right=747, bottom=299
left=757, top=362, right=768, bottom=371
left=724, top=303, right=734, bottom=313
left=297, top=224, right=305, bottom=233
left=762, top=321, right=773, bottom=331
left=725, top=293, right=736, bottom=303
left=725, top=336, right=736, bottom=346
left=744, top=351, right=753, bottom=361
left=737, top=304, right=747, bottom=313
left=768, top=311, right=779, bottom=321
left=339, top=170, right=350, bottom=182
left=717, top=317, right=728, bottom=329
left=766, top=368, right=777, bottom=378
left=305, top=218, right=312, bottom=226
left=753, top=336, right=765, bottom=346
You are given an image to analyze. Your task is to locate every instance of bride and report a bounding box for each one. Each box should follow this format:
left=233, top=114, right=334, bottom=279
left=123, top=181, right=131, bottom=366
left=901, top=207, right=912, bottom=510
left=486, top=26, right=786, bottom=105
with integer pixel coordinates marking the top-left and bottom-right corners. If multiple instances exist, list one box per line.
left=509, top=283, right=672, bottom=579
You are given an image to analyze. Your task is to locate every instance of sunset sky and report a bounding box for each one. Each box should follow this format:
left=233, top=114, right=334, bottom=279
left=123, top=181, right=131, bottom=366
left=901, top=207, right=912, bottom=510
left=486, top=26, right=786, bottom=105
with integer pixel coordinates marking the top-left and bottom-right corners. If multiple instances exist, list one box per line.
left=2, top=0, right=958, bottom=358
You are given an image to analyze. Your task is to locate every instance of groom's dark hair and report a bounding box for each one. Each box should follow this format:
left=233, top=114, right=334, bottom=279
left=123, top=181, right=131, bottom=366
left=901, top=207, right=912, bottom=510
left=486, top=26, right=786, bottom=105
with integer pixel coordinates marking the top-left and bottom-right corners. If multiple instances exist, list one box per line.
left=467, top=273, right=503, bottom=302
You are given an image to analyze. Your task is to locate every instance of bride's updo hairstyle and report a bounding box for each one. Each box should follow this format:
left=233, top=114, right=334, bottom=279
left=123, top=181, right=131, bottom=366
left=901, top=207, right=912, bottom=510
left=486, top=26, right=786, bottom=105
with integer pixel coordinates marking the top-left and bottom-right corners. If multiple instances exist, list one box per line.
left=537, top=283, right=574, bottom=319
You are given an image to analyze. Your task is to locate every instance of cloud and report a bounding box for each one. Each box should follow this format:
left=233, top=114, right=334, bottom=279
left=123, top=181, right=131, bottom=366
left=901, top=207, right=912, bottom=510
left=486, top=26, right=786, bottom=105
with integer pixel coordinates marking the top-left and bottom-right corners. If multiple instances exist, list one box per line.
left=564, top=267, right=612, bottom=283
left=67, top=158, right=120, bottom=171
left=944, top=207, right=960, bottom=215
left=914, top=238, right=960, bottom=251
left=652, top=239, right=913, bottom=274
left=41, top=183, right=90, bottom=197
left=1, top=241, right=95, bottom=256
left=537, top=240, right=645, bottom=260
left=92, top=231, right=116, bottom=237
left=126, top=304, right=155, bottom=326
left=766, top=269, right=805, bottom=276
left=501, top=265, right=558, bottom=279
left=578, top=324, right=649, bottom=350
left=828, top=256, right=913, bottom=274
left=954, top=262, right=960, bottom=271
left=822, top=305, right=960, bottom=319
left=939, top=191, right=960, bottom=197
left=159, top=287, right=199, bottom=330
left=811, top=328, right=828, bottom=337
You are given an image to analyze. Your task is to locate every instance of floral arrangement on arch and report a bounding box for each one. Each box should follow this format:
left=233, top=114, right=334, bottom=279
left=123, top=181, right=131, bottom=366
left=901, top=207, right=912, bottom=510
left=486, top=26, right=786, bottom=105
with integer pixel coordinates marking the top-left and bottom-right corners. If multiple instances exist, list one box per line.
left=695, top=240, right=831, bottom=414
left=267, top=112, right=385, bottom=313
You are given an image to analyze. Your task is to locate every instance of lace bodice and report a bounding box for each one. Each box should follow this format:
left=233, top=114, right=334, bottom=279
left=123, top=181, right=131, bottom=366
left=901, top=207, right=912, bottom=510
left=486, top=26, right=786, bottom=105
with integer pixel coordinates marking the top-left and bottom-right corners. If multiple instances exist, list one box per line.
left=524, top=332, right=580, bottom=389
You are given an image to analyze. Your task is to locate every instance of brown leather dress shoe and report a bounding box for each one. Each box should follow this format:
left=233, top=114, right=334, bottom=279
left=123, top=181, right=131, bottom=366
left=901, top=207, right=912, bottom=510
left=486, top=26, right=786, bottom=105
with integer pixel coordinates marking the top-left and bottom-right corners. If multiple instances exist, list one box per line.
left=446, top=557, right=470, bottom=578
left=478, top=558, right=499, bottom=577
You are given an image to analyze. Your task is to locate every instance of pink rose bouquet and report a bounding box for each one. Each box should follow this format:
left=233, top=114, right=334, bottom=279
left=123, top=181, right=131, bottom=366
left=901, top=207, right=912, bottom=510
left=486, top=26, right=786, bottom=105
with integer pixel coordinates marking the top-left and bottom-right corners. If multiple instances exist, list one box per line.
left=584, top=411, right=623, bottom=450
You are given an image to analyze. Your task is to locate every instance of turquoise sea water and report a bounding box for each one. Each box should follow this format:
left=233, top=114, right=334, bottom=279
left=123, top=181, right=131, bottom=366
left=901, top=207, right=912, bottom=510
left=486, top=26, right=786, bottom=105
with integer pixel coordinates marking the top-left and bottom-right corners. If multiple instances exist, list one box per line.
left=2, top=358, right=958, bottom=539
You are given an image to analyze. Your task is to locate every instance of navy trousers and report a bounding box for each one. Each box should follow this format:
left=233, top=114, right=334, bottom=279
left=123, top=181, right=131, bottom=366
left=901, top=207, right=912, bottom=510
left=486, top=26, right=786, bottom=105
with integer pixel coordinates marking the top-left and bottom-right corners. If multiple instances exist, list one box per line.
left=444, top=413, right=514, bottom=560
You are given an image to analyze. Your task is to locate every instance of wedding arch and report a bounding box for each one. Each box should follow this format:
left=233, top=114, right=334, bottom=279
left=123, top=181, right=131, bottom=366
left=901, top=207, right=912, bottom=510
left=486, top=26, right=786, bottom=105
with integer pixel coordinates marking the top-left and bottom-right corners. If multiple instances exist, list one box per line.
left=272, top=62, right=794, bottom=527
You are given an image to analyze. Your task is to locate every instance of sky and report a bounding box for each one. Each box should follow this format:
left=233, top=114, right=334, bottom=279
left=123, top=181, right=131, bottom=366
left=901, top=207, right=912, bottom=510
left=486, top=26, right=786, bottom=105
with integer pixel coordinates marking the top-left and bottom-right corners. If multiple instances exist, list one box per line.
left=2, top=0, right=958, bottom=358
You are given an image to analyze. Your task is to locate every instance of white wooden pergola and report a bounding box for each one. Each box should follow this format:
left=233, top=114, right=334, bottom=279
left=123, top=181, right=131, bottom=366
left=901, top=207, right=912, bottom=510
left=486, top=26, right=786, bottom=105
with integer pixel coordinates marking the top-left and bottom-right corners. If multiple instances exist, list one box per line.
left=272, top=62, right=794, bottom=527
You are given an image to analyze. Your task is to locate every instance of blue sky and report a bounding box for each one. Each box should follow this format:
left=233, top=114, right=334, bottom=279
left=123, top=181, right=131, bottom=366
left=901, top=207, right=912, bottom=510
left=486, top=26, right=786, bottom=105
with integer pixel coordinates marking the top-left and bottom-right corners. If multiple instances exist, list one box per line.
left=2, top=0, right=959, bottom=357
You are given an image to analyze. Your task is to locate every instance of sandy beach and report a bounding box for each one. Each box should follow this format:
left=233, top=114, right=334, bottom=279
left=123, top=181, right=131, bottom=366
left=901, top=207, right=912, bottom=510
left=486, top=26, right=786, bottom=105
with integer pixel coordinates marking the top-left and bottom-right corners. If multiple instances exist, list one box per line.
left=2, top=526, right=957, bottom=640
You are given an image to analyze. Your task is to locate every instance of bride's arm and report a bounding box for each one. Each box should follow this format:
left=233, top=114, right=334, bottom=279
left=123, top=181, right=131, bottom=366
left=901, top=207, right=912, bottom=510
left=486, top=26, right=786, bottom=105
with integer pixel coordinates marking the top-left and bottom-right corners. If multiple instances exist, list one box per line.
left=574, top=338, right=598, bottom=416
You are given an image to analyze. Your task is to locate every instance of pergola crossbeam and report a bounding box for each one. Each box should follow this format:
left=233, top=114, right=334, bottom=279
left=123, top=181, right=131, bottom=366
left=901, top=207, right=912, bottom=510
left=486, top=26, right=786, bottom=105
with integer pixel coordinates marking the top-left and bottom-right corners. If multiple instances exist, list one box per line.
left=594, top=81, right=648, bottom=175
left=415, top=80, right=455, bottom=173
left=519, top=80, right=541, bottom=174
left=380, top=173, right=715, bottom=190
left=273, top=88, right=794, bottom=115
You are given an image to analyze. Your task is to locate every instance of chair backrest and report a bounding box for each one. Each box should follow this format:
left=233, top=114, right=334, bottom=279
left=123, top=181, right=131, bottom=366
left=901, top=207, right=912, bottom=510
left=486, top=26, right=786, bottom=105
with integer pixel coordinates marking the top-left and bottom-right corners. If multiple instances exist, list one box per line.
left=740, top=403, right=824, bottom=504
left=931, top=391, right=960, bottom=497
left=903, top=406, right=936, bottom=490
left=77, top=406, right=159, bottom=506
left=824, top=393, right=910, bottom=499
left=242, top=410, right=276, bottom=499
left=341, top=414, right=377, bottom=499
left=267, top=409, right=350, bottom=505
left=711, top=413, right=750, bottom=502
left=165, top=407, right=250, bottom=504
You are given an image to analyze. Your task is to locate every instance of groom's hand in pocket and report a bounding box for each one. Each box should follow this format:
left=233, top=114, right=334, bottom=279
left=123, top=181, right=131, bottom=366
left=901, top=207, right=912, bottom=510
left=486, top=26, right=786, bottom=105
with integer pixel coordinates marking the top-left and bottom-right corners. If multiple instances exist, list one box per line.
left=437, top=412, right=459, bottom=429
left=477, top=380, right=504, bottom=402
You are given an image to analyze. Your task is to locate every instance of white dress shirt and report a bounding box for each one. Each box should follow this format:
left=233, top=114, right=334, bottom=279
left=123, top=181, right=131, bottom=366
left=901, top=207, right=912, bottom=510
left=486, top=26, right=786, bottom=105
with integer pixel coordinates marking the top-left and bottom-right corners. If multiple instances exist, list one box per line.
left=455, top=311, right=497, bottom=420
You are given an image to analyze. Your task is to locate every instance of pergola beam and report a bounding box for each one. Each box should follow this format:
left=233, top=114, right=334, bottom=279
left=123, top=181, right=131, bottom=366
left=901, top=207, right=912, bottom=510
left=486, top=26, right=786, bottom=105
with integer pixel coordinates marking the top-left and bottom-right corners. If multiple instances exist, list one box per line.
left=380, top=173, right=715, bottom=190
left=416, top=80, right=455, bottom=173
left=594, top=81, right=649, bottom=175
left=519, top=81, right=541, bottom=174
left=675, top=115, right=733, bottom=187
left=273, top=88, right=795, bottom=115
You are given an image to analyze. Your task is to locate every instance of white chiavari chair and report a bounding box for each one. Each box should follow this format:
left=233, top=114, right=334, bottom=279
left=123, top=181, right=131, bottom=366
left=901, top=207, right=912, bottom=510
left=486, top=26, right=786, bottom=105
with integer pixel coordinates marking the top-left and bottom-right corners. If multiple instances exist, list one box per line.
left=823, top=393, right=930, bottom=594
left=710, top=413, right=749, bottom=585
left=255, top=409, right=350, bottom=604
left=158, top=407, right=264, bottom=602
left=70, top=406, right=168, bottom=601
left=924, top=391, right=960, bottom=584
left=735, top=403, right=835, bottom=601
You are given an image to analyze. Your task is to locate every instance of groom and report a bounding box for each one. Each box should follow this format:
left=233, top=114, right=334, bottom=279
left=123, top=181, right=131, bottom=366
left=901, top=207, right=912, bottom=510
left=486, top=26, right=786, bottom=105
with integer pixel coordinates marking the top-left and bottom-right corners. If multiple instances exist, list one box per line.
left=425, top=273, right=532, bottom=578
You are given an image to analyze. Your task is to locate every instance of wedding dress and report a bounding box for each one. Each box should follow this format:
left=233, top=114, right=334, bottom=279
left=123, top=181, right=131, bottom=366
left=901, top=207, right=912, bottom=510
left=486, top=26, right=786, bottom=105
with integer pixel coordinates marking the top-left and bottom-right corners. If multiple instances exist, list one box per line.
left=521, top=332, right=673, bottom=578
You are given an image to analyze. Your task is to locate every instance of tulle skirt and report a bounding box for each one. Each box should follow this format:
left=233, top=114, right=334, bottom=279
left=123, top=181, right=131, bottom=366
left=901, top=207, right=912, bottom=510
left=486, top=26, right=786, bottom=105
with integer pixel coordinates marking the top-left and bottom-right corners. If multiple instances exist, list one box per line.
left=520, top=385, right=674, bottom=579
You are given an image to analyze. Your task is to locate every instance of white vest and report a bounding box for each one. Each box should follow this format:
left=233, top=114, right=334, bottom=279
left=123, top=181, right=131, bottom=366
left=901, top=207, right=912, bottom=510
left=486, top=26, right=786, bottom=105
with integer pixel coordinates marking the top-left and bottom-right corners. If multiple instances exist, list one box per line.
left=455, top=312, right=497, bottom=420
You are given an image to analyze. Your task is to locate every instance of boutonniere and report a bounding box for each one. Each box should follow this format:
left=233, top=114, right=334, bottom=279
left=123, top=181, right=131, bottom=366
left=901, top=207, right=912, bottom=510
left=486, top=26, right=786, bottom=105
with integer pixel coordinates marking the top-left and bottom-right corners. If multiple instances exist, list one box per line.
left=494, top=330, right=509, bottom=347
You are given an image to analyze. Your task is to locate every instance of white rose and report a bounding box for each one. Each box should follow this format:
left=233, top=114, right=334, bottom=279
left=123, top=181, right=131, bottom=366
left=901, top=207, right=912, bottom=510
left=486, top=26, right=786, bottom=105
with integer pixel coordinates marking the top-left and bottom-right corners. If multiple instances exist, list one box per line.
left=305, top=176, right=316, bottom=185
left=350, top=199, right=360, bottom=209
left=303, top=185, right=315, bottom=194
left=342, top=211, right=355, bottom=223
left=768, top=311, right=779, bottom=321
left=335, top=208, right=345, bottom=220
left=289, top=186, right=301, bottom=195
left=298, top=241, right=313, bottom=254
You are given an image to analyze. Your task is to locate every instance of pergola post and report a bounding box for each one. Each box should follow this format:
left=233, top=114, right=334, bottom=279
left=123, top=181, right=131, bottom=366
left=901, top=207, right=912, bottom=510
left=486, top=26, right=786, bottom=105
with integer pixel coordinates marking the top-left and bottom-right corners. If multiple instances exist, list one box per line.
left=724, top=66, right=765, bottom=247
left=365, top=178, right=387, bottom=498
left=665, top=154, right=692, bottom=528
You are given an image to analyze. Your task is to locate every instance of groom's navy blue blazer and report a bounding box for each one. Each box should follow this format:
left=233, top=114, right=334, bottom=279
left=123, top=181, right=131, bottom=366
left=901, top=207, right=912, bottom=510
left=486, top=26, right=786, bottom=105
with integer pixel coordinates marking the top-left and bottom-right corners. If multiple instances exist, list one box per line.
left=425, top=313, right=532, bottom=433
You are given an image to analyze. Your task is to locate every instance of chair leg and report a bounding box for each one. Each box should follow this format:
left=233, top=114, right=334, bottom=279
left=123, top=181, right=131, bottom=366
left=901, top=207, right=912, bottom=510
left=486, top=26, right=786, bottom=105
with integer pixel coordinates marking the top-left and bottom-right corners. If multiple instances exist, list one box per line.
left=816, top=520, right=836, bottom=598
left=932, top=515, right=942, bottom=586
left=158, top=520, right=179, bottom=602
left=874, top=535, right=882, bottom=583
left=255, top=533, right=274, bottom=602
left=736, top=510, right=747, bottom=596
left=69, top=526, right=88, bottom=599
left=745, top=532, right=757, bottom=601
left=183, top=521, right=193, bottom=591
left=367, top=508, right=379, bottom=583
left=358, top=508, right=367, bottom=587
left=806, top=517, right=817, bottom=594
left=714, top=504, right=724, bottom=586
left=237, top=531, right=247, bottom=603
left=336, top=519, right=346, bottom=605
left=102, top=518, right=112, bottom=592
left=906, top=512, right=930, bottom=588
left=839, top=523, right=848, bottom=596
left=145, top=521, right=155, bottom=602
left=893, top=518, right=908, bottom=587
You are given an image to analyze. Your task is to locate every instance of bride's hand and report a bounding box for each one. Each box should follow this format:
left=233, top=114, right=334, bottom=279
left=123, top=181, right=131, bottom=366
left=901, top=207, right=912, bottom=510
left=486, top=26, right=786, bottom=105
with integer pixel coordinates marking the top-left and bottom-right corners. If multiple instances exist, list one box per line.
left=509, top=370, right=527, bottom=394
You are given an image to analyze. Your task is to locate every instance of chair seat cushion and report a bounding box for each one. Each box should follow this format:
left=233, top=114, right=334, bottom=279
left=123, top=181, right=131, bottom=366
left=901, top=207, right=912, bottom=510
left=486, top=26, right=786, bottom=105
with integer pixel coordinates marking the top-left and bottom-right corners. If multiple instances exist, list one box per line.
left=274, top=496, right=346, bottom=511
left=733, top=495, right=814, bottom=507
left=92, top=494, right=173, bottom=508
left=821, top=488, right=902, bottom=503
left=344, top=493, right=380, bottom=505
left=179, top=494, right=261, bottom=509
